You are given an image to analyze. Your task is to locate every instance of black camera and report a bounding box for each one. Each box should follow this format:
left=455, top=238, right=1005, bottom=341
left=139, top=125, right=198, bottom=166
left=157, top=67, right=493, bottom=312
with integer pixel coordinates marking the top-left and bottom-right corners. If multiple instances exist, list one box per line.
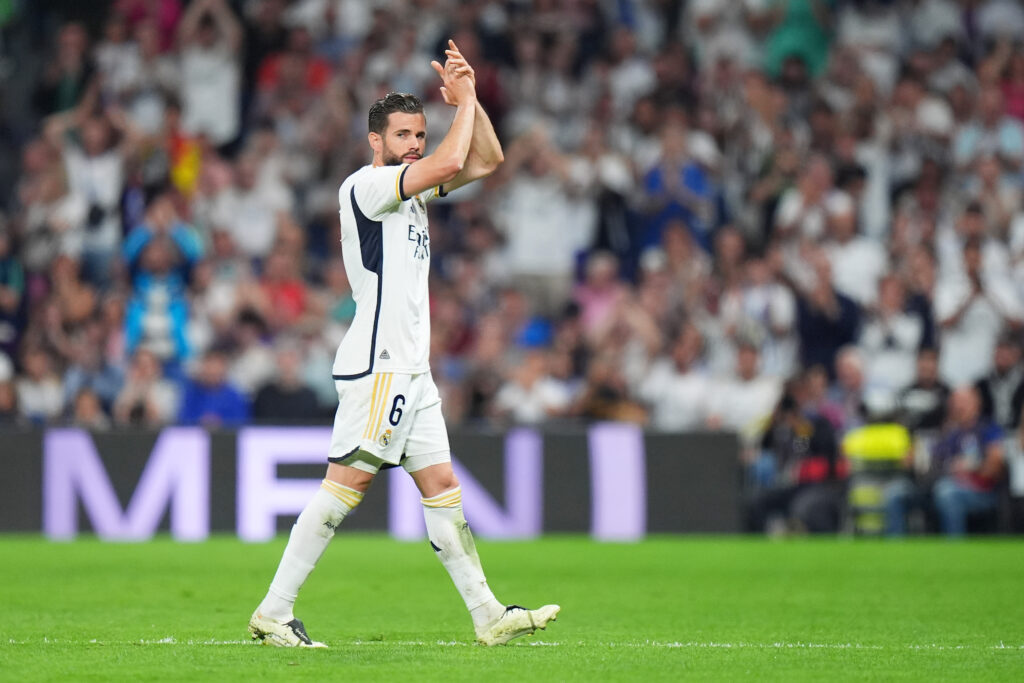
left=86, top=203, right=106, bottom=231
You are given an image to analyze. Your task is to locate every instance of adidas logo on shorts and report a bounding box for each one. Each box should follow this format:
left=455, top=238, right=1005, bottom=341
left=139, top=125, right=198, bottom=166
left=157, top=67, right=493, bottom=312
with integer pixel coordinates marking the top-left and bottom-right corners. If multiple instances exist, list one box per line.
left=378, top=349, right=390, bottom=360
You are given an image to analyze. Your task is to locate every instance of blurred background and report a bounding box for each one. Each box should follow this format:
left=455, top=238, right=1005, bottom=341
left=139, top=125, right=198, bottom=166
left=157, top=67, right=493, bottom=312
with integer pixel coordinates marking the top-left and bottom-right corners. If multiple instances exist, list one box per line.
left=2, top=0, right=1024, bottom=536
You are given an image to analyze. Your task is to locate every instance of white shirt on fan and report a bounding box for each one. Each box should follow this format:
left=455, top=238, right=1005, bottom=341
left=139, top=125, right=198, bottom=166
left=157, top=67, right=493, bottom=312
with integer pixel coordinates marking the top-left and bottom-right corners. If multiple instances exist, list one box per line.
left=180, top=44, right=240, bottom=145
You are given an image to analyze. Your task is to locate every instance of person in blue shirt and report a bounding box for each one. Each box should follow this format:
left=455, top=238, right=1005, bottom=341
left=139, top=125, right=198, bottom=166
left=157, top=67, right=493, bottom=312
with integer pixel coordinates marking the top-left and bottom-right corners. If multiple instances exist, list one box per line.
left=178, top=347, right=249, bottom=426
left=885, top=386, right=1006, bottom=536
left=123, top=192, right=203, bottom=369
left=642, top=123, right=725, bottom=253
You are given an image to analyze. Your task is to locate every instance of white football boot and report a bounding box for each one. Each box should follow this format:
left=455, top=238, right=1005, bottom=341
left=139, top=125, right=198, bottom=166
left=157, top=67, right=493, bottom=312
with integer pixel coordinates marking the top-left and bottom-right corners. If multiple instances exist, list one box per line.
left=248, top=612, right=327, bottom=648
left=476, top=604, right=561, bottom=646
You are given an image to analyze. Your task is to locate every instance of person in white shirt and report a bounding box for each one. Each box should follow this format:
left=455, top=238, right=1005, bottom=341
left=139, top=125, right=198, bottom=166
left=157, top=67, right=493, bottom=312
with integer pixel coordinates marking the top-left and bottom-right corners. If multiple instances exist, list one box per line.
left=177, top=0, right=242, bottom=147
left=708, top=341, right=783, bottom=454
left=492, top=350, right=572, bottom=424
left=822, top=191, right=888, bottom=308
left=640, top=323, right=710, bottom=431
left=209, top=153, right=294, bottom=260
left=935, top=237, right=1024, bottom=386
left=16, top=347, right=64, bottom=423
left=859, top=275, right=925, bottom=395
left=719, top=252, right=798, bottom=379
left=250, top=41, right=558, bottom=650
left=773, top=155, right=834, bottom=242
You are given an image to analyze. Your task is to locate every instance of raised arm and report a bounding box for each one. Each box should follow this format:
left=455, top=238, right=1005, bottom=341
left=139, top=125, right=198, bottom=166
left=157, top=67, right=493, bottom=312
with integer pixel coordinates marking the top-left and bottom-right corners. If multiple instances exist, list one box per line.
left=399, top=50, right=477, bottom=198
left=435, top=41, right=504, bottom=193
left=178, top=0, right=242, bottom=53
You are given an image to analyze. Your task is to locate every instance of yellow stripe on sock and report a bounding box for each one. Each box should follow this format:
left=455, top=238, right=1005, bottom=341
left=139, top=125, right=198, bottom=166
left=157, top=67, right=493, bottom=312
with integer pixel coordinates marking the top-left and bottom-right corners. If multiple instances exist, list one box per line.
left=321, top=479, right=364, bottom=509
left=363, top=374, right=383, bottom=439
left=323, top=479, right=364, bottom=505
left=372, top=373, right=394, bottom=438
left=421, top=487, right=462, bottom=508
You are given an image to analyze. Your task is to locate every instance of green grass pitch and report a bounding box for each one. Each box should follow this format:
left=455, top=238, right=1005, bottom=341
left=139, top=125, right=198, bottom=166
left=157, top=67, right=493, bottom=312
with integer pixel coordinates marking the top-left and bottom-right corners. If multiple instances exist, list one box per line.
left=2, top=535, right=1023, bottom=681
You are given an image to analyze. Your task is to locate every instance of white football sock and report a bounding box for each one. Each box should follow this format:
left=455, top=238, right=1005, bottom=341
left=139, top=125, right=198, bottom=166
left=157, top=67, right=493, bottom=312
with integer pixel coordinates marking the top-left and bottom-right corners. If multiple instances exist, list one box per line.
left=421, top=487, right=505, bottom=632
left=257, top=480, right=363, bottom=622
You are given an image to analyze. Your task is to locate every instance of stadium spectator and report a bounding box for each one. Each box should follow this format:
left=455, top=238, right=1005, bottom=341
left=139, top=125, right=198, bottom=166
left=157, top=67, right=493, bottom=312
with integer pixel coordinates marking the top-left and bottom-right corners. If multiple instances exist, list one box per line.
left=574, top=251, right=628, bottom=342
left=821, top=191, right=887, bottom=308
left=177, top=347, right=247, bottom=426
left=256, top=251, right=309, bottom=333
left=120, top=19, right=182, bottom=135
left=638, top=324, right=709, bottom=431
left=16, top=346, right=63, bottom=424
left=708, top=340, right=783, bottom=455
left=953, top=84, right=1024, bottom=175
left=574, top=350, right=648, bottom=424
left=123, top=192, right=202, bottom=366
left=50, top=255, right=97, bottom=330
left=493, top=349, right=572, bottom=425
left=886, top=386, right=1006, bottom=536
left=112, top=348, right=178, bottom=426
left=0, top=379, right=21, bottom=426
left=43, top=105, right=139, bottom=286
left=746, top=386, right=845, bottom=535
left=62, top=321, right=123, bottom=412
left=935, top=236, right=1023, bottom=386
left=489, top=129, right=595, bottom=312
left=251, top=338, right=319, bottom=422
left=71, top=387, right=111, bottom=430
left=32, top=22, right=94, bottom=117
left=899, top=347, right=951, bottom=433
left=642, top=120, right=716, bottom=252
left=828, top=346, right=869, bottom=434
left=974, top=333, right=1024, bottom=430
left=763, top=0, right=833, bottom=80
left=859, top=275, right=925, bottom=396
left=207, top=152, right=294, bottom=260
left=773, top=154, right=834, bottom=242
left=177, top=0, right=241, bottom=147
left=718, top=250, right=798, bottom=380
left=997, top=43, right=1024, bottom=123
left=95, top=12, right=141, bottom=103
left=116, top=0, right=182, bottom=51
left=794, top=252, right=861, bottom=377
left=227, top=310, right=275, bottom=397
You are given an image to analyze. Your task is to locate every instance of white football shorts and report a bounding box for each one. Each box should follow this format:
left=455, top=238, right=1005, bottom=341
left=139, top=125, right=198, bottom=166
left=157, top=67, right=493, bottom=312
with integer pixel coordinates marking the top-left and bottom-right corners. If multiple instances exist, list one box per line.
left=327, top=371, right=451, bottom=475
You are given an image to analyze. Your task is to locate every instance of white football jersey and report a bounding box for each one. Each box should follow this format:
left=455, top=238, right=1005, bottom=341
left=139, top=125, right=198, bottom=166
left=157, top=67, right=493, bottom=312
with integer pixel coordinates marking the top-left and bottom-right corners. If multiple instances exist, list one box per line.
left=332, top=164, right=442, bottom=379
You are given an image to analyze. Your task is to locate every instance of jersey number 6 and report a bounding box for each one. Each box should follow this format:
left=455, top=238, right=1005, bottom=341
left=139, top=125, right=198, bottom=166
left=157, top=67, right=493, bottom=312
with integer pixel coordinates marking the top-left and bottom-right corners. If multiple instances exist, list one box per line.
left=389, top=395, right=406, bottom=426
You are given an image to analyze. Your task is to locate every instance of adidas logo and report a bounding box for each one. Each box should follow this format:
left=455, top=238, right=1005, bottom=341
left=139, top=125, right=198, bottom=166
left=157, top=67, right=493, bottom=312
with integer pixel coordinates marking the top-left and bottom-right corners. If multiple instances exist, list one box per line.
left=378, top=349, right=390, bottom=360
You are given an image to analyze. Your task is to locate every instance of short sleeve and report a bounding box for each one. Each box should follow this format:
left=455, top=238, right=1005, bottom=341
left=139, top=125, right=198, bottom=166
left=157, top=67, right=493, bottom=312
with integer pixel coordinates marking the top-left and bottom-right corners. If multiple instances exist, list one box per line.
left=421, top=184, right=447, bottom=205
left=352, top=164, right=409, bottom=219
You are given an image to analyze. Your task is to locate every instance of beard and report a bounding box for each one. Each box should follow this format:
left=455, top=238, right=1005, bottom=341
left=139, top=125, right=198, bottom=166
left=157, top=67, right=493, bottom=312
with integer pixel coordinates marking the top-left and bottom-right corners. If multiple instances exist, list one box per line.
left=381, top=147, right=404, bottom=166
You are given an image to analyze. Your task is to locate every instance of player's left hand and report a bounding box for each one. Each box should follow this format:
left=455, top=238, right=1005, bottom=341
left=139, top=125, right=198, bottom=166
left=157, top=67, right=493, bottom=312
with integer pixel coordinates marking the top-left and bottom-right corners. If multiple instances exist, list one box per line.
left=439, top=39, right=475, bottom=106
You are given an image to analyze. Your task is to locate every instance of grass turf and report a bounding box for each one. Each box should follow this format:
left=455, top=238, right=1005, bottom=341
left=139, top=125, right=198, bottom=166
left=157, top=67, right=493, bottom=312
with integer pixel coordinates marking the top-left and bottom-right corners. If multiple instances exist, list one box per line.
left=1, top=535, right=1022, bottom=681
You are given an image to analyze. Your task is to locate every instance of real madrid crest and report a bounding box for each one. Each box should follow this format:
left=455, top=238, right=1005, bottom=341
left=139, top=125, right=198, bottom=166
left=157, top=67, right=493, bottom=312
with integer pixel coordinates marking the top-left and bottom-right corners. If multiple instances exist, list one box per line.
left=414, top=195, right=426, bottom=213
left=378, top=428, right=392, bottom=448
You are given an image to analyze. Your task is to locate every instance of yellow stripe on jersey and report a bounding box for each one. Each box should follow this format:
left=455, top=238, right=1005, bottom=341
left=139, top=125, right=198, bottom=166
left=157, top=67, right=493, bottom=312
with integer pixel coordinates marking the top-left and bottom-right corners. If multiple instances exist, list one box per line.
left=321, top=479, right=364, bottom=509
left=363, top=374, right=383, bottom=439
left=395, top=164, right=407, bottom=203
left=421, top=487, right=462, bottom=508
left=373, top=373, right=394, bottom=438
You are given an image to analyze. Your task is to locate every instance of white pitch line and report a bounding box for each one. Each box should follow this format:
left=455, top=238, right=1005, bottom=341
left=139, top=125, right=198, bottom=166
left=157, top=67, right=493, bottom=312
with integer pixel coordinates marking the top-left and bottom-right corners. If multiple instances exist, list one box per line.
left=7, top=638, right=1024, bottom=651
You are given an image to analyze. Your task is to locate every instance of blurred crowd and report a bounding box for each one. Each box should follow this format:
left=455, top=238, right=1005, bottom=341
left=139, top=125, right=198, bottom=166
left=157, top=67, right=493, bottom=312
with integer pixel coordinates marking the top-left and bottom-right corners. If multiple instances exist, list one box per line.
left=2, top=0, right=1024, bottom=529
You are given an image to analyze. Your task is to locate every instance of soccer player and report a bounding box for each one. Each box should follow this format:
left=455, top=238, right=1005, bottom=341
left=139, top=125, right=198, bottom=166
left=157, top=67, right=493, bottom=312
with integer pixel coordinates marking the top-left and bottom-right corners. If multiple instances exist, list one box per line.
left=248, top=41, right=560, bottom=648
